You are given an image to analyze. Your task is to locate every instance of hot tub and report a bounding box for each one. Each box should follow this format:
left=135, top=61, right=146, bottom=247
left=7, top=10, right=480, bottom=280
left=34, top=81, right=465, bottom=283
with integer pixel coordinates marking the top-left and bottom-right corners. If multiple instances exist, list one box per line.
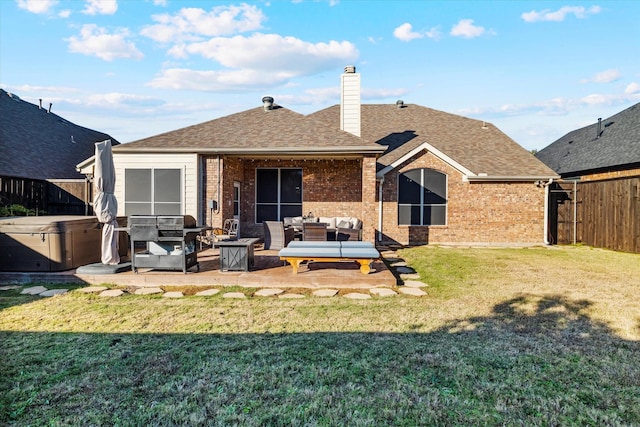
left=0, top=216, right=105, bottom=271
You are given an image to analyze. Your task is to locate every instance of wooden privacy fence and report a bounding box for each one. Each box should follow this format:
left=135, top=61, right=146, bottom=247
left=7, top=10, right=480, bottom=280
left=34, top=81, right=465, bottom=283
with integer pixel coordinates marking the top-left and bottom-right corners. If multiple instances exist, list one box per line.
left=0, top=175, right=91, bottom=216
left=550, top=177, right=640, bottom=253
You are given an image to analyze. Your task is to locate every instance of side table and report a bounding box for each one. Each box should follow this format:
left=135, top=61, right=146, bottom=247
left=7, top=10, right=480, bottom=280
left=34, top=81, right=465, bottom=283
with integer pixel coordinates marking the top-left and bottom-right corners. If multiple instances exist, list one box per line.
left=215, top=238, right=261, bottom=271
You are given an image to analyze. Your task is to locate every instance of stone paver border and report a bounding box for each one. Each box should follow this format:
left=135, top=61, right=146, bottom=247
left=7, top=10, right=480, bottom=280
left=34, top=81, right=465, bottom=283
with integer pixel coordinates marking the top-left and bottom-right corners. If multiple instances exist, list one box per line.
left=8, top=245, right=427, bottom=301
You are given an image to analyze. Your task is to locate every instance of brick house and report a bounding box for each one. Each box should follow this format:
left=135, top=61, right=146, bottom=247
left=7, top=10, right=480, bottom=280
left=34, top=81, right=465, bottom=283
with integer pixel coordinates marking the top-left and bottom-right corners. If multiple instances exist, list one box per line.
left=77, top=67, right=558, bottom=245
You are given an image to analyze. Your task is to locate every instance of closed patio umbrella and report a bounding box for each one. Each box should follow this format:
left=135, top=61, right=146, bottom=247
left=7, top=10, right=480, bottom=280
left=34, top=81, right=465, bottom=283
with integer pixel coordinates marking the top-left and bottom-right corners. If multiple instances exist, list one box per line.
left=94, top=139, right=120, bottom=265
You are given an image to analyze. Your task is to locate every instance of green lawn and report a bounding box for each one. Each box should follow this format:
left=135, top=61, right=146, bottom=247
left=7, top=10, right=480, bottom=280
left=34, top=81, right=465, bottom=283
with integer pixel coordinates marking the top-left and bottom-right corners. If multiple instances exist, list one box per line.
left=1, top=245, right=639, bottom=426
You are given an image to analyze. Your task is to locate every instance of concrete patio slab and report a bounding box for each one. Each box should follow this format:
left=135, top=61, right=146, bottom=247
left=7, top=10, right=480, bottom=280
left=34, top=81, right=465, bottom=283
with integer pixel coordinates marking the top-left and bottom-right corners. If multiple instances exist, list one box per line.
left=1, top=247, right=398, bottom=290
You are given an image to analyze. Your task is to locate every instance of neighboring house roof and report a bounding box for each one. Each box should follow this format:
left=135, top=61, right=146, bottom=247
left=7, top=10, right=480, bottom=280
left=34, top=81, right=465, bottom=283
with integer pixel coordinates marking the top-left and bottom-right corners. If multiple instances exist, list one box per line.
left=309, top=104, right=558, bottom=180
left=113, top=103, right=385, bottom=156
left=535, top=102, right=640, bottom=177
left=0, top=89, right=119, bottom=180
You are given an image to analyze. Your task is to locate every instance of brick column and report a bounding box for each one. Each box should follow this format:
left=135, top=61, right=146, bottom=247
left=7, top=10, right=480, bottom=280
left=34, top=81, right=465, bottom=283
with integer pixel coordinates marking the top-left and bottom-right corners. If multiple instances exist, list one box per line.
left=361, top=155, right=378, bottom=242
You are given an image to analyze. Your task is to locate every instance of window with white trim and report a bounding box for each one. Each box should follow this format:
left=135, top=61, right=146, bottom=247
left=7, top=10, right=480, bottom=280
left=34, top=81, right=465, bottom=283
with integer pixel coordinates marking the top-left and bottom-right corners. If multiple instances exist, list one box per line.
left=124, top=168, right=182, bottom=215
left=255, top=168, right=302, bottom=223
left=398, top=168, right=447, bottom=225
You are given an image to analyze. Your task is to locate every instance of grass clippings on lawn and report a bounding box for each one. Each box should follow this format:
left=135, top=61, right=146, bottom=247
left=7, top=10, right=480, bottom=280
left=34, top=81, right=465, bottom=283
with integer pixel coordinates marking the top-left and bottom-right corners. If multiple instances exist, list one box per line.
left=0, top=245, right=639, bottom=426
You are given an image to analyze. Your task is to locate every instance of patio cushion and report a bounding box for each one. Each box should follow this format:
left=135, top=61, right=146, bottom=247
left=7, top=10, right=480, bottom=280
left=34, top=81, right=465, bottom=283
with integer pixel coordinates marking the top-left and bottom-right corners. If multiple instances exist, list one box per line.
left=340, top=247, right=379, bottom=259
left=318, top=217, right=337, bottom=229
left=337, top=220, right=351, bottom=229
left=279, top=247, right=341, bottom=258
left=339, top=241, right=374, bottom=248
left=288, top=241, right=341, bottom=248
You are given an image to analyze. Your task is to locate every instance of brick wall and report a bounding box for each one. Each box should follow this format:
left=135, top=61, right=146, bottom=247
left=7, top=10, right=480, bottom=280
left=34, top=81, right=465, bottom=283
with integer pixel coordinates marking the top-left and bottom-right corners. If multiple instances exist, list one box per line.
left=379, top=151, right=547, bottom=245
left=203, top=157, right=376, bottom=239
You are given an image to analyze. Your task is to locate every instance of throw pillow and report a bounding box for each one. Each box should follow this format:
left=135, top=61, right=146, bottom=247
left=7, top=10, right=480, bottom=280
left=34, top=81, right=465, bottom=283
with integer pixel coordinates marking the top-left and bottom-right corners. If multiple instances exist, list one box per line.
left=337, top=220, right=351, bottom=229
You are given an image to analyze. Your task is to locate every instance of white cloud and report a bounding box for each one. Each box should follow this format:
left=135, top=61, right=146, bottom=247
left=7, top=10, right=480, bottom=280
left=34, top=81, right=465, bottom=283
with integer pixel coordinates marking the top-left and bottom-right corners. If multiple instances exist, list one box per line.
left=66, top=24, right=143, bottom=61
left=16, top=0, right=58, bottom=14
left=393, top=23, right=422, bottom=41
left=593, top=69, right=621, bottom=83
left=580, top=69, right=622, bottom=84
left=58, top=9, right=71, bottom=18
left=147, top=68, right=295, bottom=92
left=458, top=89, right=640, bottom=120
left=521, top=5, right=602, bottom=23
left=153, top=0, right=168, bottom=6
left=140, top=4, right=265, bottom=43
left=181, top=33, right=357, bottom=72
left=393, top=23, right=441, bottom=42
left=2, top=84, right=80, bottom=94
left=450, top=19, right=486, bottom=39
left=625, top=82, right=640, bottom=94
left=147, top=33, right=358, bottom=91
left=85, top=92, right=164, bottom=108
left=82, top=0, right=117, bottom=15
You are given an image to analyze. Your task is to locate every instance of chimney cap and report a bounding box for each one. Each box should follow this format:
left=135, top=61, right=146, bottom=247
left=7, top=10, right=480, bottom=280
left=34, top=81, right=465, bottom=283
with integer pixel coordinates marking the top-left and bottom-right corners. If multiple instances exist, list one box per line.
left=262, top=96, right=274, bottom=111
left=344, top=65, right=356, bottom=74
left=396, top=100, right=404, bottom=108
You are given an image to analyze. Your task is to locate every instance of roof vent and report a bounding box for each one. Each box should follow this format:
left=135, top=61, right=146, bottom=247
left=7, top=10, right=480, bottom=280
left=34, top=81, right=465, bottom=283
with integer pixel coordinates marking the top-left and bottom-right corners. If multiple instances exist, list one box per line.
left=344, top=65, right=356, bottom=73
left=262, top=96, right=274, bottom=111
left=596, top=117, right=602, bottom=139
left=396, top=100, right=404, bottom=108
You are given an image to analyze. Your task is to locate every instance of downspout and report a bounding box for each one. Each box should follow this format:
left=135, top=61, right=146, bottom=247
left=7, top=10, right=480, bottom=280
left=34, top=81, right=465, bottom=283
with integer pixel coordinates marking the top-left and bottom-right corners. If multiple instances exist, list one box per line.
left=377, top=176, right=384, bottom=242
left=543, top=178, right=554, bottom=244
left=216, top=155, right=221, bottom=214
left=573, top=180, right=577, bottom=245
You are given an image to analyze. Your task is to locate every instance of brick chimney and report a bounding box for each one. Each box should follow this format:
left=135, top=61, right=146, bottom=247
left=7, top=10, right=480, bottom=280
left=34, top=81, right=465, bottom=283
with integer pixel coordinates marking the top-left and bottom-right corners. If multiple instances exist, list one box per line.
left=340, top=65, right=361, bottom=137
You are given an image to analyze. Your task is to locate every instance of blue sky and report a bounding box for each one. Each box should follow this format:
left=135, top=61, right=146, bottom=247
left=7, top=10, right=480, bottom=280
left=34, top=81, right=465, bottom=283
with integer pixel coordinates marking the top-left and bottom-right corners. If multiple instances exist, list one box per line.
left=1, top=0, right=638, bottom=151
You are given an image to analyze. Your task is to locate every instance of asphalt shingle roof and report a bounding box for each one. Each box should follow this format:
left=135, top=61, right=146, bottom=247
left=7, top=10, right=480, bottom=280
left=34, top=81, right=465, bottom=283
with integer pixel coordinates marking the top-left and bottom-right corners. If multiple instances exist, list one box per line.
left=310, top=104, right=557, bottom=178
left=116, top=104, right=383, bottom=154
left=535, top=102, right=640, bottom=177
left=0, top=89, right=119, bottom=180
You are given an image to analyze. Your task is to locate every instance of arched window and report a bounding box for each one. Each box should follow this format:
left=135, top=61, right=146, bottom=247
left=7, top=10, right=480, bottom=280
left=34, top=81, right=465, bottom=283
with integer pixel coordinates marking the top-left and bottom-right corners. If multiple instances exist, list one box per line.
left=398, top=168, right=447, bottom=225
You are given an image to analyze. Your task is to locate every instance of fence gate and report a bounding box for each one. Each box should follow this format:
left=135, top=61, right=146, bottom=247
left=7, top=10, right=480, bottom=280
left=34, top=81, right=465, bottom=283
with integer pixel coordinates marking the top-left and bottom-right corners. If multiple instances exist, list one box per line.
left=548, top=177, right=640, bottom=253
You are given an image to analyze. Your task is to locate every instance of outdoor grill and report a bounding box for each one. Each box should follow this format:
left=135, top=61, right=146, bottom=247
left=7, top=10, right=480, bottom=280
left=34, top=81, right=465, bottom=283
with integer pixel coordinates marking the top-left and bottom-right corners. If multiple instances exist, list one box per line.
left=126, top=215, right=203, bottom=273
